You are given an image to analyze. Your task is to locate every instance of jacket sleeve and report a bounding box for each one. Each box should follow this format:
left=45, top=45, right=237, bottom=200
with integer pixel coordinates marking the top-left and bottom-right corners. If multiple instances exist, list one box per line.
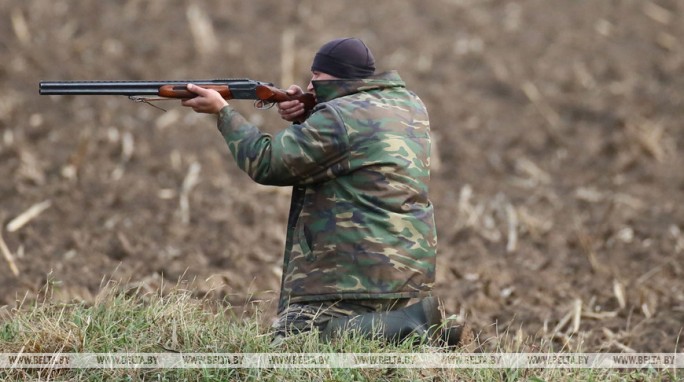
left=217, top=104, right=351, bottom=186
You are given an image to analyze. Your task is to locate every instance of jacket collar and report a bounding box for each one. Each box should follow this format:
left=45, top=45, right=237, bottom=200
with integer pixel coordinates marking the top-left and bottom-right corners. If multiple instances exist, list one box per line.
left=312, top=70, right=405, bottom=103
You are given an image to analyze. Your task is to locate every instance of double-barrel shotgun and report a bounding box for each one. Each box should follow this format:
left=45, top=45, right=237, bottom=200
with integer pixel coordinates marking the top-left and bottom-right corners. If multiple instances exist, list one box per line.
left=39, top=78, right=316, bottom=112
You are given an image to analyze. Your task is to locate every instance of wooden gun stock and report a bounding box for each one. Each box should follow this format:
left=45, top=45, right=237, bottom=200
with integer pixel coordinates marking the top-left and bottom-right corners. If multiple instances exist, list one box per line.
left=158, top=84, right=316, bottom=112
left=158, top=85, right=232, bottom=99
left=255, top=85, right=317, bottom=112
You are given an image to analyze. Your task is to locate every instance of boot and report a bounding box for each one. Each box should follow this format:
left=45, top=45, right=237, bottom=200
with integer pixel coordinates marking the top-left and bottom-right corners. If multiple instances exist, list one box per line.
left=319, top=297, right=441, bottom=344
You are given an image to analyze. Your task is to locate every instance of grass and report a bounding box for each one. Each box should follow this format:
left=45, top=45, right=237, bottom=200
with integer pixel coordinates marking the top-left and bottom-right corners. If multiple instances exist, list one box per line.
left=0, top=280, right=678, bottom=381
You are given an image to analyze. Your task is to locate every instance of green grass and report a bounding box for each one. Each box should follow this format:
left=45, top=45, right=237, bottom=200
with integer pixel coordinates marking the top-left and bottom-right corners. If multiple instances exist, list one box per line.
left=0, top=281, right=678, bottom=381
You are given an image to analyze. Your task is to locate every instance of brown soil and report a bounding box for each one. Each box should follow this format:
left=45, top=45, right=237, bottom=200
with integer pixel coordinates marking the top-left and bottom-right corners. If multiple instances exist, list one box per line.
left=1, top=0, right=683, bottom=352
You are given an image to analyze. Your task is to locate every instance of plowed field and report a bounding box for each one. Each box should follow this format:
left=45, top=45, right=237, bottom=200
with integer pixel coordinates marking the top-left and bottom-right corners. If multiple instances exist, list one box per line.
left=1, top=0, right=682, bottom=352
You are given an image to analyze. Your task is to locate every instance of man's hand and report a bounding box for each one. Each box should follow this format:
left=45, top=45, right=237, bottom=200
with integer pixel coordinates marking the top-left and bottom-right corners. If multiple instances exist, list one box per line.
left=181, top=83, right=229, bottom=114
left=277, top=85, right=307, bottom=122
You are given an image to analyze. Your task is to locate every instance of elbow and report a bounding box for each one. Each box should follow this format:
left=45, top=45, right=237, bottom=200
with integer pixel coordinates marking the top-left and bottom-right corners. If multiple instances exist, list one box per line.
left=248, top=169, right=293, bottom=186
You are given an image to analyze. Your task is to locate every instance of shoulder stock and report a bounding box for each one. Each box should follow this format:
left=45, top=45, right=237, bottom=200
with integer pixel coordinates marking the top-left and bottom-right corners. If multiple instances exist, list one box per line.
left=255, top=85, right=317, bottom=112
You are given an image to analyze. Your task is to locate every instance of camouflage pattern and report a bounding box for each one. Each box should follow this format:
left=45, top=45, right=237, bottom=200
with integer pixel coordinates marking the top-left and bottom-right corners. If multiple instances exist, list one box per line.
left=217, top=71, right=437, bottom=311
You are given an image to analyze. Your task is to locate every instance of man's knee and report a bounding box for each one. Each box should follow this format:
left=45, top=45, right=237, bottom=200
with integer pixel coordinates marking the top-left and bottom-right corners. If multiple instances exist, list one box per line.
left=271, top=298, right=412, bottom=344
left=272, top=303, right=332, bottom=338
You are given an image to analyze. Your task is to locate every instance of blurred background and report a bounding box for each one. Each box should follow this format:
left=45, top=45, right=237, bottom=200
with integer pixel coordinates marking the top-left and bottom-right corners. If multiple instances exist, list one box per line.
left=0, top=0, right=682, bottom=352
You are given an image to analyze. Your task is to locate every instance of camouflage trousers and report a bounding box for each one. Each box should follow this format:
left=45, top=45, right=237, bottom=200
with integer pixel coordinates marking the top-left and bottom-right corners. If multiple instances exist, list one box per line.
left=271, top=298, right=410, bottom=345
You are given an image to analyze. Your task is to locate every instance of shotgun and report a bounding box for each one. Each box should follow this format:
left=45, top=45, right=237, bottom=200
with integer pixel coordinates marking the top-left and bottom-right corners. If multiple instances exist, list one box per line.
left=38, top=78, right=316, bottom=112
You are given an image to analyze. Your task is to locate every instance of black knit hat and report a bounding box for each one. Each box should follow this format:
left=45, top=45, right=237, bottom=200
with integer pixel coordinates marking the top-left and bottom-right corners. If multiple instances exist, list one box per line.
left=311, top=38, right=375, bottom=79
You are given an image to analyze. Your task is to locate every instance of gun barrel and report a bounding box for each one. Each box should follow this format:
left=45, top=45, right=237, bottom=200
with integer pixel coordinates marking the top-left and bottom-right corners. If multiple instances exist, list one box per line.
left=38, top=79, right=272, bottom=97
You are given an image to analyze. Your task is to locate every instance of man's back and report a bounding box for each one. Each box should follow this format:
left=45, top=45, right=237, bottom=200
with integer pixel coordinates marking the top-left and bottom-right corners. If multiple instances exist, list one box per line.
left=281, top=71, right=437, bottom=304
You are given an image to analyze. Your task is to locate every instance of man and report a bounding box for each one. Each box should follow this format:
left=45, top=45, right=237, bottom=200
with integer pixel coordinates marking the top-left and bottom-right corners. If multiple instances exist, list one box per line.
left=182, top=38, right=440, bottom=344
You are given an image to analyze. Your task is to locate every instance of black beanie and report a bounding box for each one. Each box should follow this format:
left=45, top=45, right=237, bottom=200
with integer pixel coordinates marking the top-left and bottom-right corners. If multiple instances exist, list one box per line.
left=311, top=38, right=375, bottom=79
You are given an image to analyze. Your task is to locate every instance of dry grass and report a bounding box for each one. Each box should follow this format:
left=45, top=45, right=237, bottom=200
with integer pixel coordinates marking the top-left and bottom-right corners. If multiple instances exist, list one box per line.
left=0, top=281, right=677, bottom=381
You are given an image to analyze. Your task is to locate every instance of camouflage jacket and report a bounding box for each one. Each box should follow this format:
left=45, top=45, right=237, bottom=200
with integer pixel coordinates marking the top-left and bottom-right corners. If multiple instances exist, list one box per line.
left=217, top=71, right=436, bottom=310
